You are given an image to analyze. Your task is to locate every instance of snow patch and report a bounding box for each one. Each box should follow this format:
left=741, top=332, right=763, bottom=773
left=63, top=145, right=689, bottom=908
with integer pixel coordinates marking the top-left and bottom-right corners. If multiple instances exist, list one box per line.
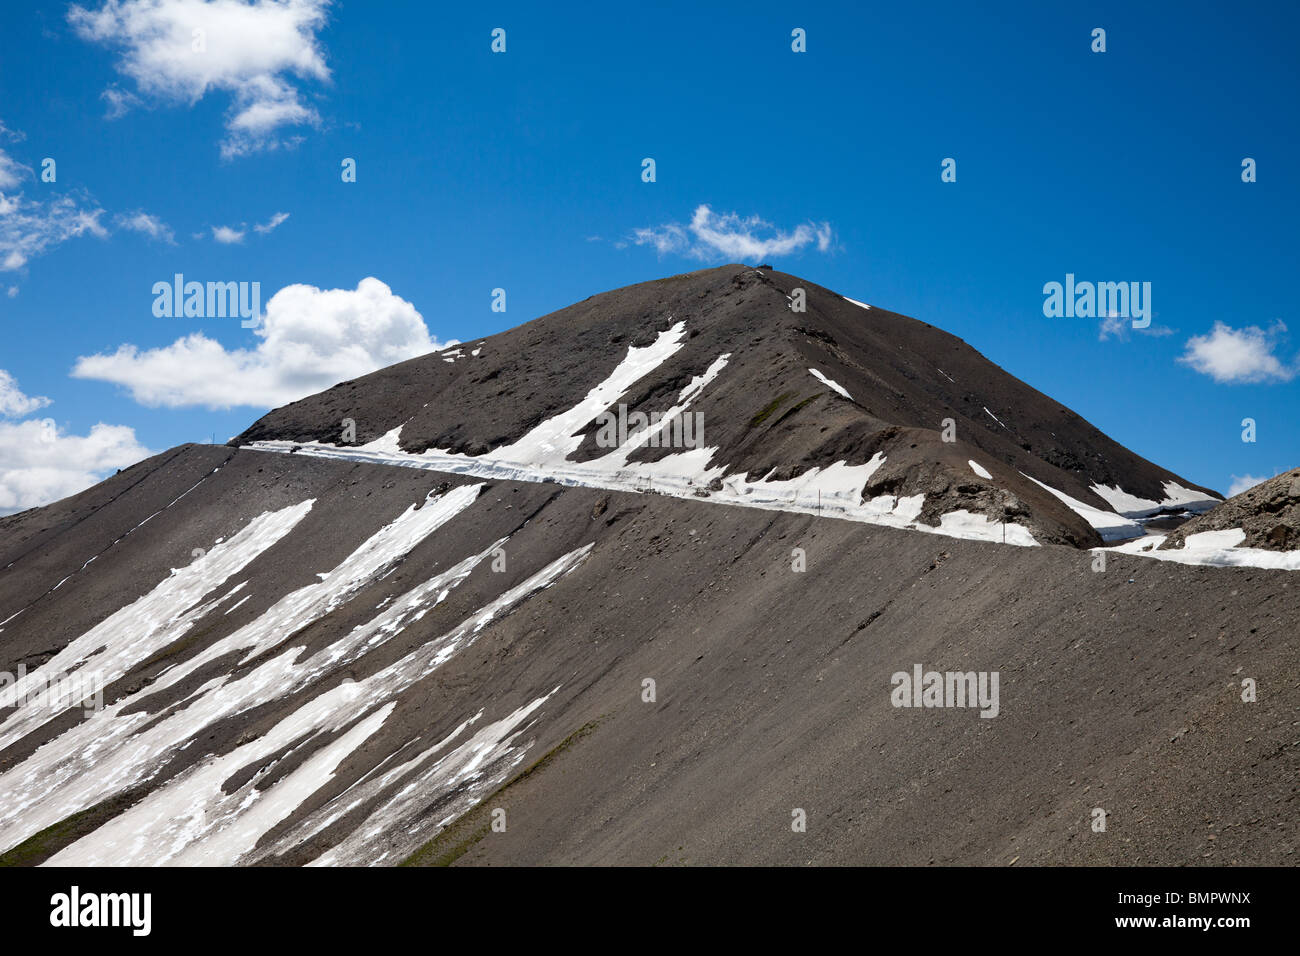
left=809, top=368, right=852, bottom=400
left=1090, top=481, right=1221, bottom=518
left=1106, top=529, right=1300, bottom=570
left=1022, top=474, right=1143, bottom=541
left=925, top=510, right=1039, bottom=547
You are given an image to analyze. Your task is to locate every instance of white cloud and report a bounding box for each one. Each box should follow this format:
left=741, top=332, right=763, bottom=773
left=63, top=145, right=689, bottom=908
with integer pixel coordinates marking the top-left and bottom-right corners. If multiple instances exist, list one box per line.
left=211, top=223, right=245, bottom=243
left=1178, top=320, right=1295, bottom=384
left=0, top=148, right=29, bottom=191
left=253, top=210, right=289, bottom=233
left=632, top=204, right=834, bottom=262
left=5, top=286, right=16, bottom=298
left=101, top=85, right=142, bottom=118
left=0, top=370, right=51, bottom=417
left=1098, top=314, right=1126, bottom=341
left=1227, top=473, right=1276, bottom=497
left=0, top=117, right=155, bottom=283
left=0, top=369, right=150, bottom=515
left=0, top=120, right=28, bottom=190
left=0, top=191, right=108, bottom=271
left=1098, top=312, right=1173, bottom=341
left=69, top=0, right=333, bottom=158
left=0, top=418, right=152, bottom=515
left=73, top=277, right=449, bottom=409
left=115, top=210, right=175, bottom=243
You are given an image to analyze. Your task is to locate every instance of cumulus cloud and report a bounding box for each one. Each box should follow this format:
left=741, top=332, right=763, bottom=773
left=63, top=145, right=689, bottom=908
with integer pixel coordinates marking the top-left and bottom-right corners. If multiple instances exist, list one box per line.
left=0, top=370, right=150, bottom=516
left=631, top=204, right=833, bottom=262
left=68, top=0, right=333, bottom=158
left=115, top=210, right=175, bottom=243
left=73, top=277, right=449, bottom=409
left=0, top=418, right=152, bottom=515
left=1177, top=320, right=1295, bottom=384
left=210, top=223, right=245, bottom=243
left=253, top=210, right=289, bottom=234
left=0, top=370, right=51, bottom=417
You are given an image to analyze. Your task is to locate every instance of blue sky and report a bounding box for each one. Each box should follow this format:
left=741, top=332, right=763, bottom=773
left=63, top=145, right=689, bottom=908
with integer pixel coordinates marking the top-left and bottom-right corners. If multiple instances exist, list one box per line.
left=1, top=0, right=1297, bottom=513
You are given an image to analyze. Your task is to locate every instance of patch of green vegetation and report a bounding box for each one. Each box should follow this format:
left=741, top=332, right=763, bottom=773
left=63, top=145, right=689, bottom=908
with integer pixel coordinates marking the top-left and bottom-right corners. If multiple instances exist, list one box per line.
left=652, top=846, right=690, bottom=867
left=404, top=821, right=494, bottom=868
left=0, top=790, right=143, bottom=866
left=507, top=718, right=600, bottom=788
left=771, top=393, right=819, bottom=427
left=747, top=391, right=795, bottom=429
left=399, top=717, right=604, bottom=867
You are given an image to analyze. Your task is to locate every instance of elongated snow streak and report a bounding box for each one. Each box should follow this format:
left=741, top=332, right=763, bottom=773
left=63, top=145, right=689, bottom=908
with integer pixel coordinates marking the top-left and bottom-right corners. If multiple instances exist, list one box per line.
left=40, top=546, right=590, bottom=865
left=489, top=320, right=690, bottom=463
left=809, top=368, right=852, bottom=400
left=594, top=352, right=730, bottom=469
left=0, top=500, right=315, bottom=749
left=0, top=462, right=229, bottom=633
left=301, top=692, right=557, bottom=866
left=0, top=485, right=487, bottom=853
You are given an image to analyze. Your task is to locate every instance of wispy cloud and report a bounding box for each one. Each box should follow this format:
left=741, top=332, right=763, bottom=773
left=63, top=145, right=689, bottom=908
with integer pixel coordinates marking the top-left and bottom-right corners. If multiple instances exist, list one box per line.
left=1, top=117, right=169, bottom=278
left=69, top=0, right=333, bottom=159
left=1098, top=313, right=1173, bottom=341
left=115, top=210, right=175, bottom=243
left=0, top=120, right=31, bottom=190
left=1227, top=472, right=1279, bottom=497
left=253, top=211, right=289, bottom=234
left=0, top=151, right=29, bottom=191
left=101, top=85, right=141, bottom=119
left=0, top=191, right=108, bottom=271
left=1177, top=320, right=1295, bottom=384
left=630, top=204, right=834, bottom=262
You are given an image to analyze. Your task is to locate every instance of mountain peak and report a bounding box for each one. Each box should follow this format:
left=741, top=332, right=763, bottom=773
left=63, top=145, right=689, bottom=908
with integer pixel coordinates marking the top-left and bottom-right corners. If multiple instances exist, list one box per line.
left=233, top=266, right=1219, bottom=549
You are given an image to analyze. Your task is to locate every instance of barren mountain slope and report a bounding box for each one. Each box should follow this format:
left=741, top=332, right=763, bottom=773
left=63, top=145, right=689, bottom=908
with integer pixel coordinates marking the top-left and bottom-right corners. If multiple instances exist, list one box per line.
left=0, top=445, right=1291, bottom=866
